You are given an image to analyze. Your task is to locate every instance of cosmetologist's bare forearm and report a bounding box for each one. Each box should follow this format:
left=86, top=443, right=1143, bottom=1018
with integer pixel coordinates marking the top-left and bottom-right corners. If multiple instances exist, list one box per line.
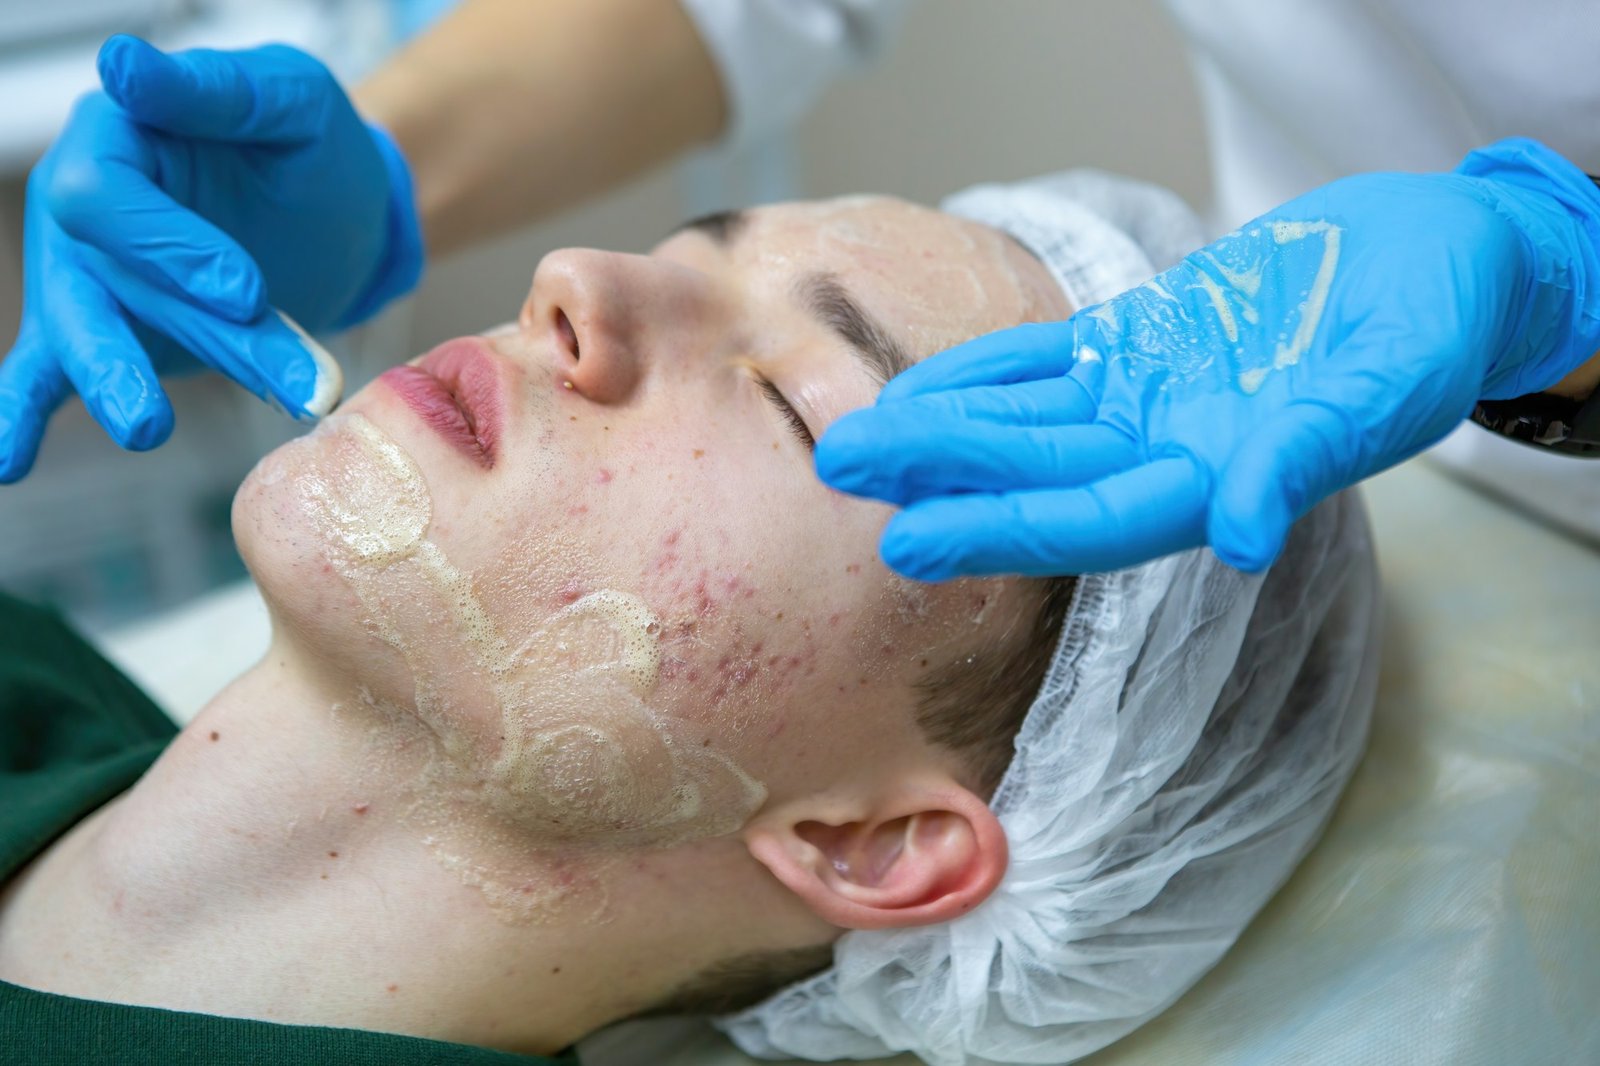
left=353, top=0, right=727, bottom=259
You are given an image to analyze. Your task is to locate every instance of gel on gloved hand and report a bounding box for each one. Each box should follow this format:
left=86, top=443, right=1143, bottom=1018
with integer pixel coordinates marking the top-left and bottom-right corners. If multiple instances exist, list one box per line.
left=818, top=138, right=1600, bottom=579
left=0, top=35, right=424, bottom=482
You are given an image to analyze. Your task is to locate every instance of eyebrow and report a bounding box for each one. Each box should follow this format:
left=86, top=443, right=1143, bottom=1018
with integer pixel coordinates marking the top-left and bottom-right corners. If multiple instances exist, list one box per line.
left=671, top=208, right=749, bottom=245
left=792, top=270, right=914, bottom=391
left=672, top=208, right=914, bottom=391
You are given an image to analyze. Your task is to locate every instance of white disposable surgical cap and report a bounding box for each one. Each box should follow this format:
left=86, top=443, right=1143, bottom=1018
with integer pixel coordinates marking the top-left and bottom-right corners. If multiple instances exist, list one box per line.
left=718, top=172, right=1383, bottom=1066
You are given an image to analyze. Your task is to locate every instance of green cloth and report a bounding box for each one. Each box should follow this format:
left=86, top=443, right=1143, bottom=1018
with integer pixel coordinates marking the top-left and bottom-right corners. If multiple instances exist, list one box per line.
left=0, top=591, right=575, bottom=1066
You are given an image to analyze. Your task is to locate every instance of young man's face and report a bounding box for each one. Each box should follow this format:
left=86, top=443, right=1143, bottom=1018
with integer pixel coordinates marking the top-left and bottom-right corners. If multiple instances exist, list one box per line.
left=234, top=196, right=1067, bottom=879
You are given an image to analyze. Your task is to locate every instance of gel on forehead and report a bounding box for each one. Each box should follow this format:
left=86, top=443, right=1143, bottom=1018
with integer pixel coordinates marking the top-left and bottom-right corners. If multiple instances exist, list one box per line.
left=283, top=413, right=767, bottom=923
left=744, top=196, right=1056, bottom=357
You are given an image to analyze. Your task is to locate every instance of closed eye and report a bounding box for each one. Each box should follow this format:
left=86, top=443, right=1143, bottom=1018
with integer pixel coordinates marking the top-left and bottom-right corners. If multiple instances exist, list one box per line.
left=757, top=376, right=816, bottom=452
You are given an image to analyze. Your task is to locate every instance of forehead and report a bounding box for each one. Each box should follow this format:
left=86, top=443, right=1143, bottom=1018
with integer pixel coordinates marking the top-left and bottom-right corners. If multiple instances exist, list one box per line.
left=729, top=196, right=1068, bottom=358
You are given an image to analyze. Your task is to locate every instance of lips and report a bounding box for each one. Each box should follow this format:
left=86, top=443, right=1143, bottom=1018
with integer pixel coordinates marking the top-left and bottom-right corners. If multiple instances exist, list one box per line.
left=378, top=337, right=505, bottom=468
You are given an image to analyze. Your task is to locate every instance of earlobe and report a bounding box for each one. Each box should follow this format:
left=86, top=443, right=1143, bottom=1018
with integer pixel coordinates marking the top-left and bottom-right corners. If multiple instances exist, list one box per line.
left=745, top=784, right=1008, bottom=930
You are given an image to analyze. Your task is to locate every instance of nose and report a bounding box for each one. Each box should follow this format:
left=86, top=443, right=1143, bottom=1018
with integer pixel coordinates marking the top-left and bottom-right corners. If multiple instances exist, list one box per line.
left=520, top=248, right=717, bottom=405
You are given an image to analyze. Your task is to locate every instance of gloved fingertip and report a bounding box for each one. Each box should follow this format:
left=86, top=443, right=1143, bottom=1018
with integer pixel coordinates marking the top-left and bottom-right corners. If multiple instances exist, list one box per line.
left=879, top=537, right=931, bottom=582
left=94, top=366, right=169, bottom=451
left=268, top=310, right=344, bottom=420
left=812, top=443, right=851, bottom=493
left=1208, top=502, right=1286, bottom=573
left=96, top=34, right=167, bottom=110
left=879, top=517, right=951, bottom=584
left=1211, top=539, right=1280, bottom=574
left=813, top=416, right=871, bottom=489
left=95, top=32, right=140, bottom=72
left=119, top=401, right=174, bottom=452
left=0, top=415, right=33, bottom=484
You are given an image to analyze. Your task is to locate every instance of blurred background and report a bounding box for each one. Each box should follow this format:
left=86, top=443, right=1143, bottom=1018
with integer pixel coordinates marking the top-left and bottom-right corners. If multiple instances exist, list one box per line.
left=0, top=0, right=1209, bottom=632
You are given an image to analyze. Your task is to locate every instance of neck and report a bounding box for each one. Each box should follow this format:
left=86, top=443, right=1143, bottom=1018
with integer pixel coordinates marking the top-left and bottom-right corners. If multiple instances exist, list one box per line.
left=0, top=632, right=764, bottom=1054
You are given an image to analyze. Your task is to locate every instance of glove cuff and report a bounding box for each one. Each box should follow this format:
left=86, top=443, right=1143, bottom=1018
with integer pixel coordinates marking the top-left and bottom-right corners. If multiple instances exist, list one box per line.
left=336, top=122, right=426, bottom=329
left=1456, top=137, right=1600, bottom=399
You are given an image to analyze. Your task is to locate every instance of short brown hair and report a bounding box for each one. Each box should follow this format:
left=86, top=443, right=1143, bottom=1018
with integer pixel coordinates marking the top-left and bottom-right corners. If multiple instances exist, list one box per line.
left=913, top=574, right=1077, bottom=796
left=642, top=574, right=1077, bottom=1017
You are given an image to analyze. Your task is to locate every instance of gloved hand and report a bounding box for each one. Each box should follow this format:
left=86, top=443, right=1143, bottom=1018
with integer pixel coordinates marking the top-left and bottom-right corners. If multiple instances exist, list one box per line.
left=0, top=35, right=424, bottom=483
left=818, top=138, right=1600, bottom=579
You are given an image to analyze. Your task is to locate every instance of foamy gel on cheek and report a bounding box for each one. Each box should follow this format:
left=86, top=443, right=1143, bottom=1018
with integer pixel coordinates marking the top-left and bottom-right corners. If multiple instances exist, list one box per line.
left=289, top=414, right=766, bottom=918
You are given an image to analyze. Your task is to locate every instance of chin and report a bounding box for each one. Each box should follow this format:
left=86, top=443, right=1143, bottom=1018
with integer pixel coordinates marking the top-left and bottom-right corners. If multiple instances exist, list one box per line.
left=230, top=420, right=423, bottom=693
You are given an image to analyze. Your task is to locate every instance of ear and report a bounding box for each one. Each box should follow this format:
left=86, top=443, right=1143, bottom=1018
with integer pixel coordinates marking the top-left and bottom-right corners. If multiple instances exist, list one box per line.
left=743, top=779, right=1007, bottom=930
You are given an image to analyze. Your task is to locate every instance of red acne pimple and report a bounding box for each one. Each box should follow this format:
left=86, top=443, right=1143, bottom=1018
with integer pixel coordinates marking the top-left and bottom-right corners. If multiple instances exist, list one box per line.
left=352, top=803, right=370, bottom=816
left=556, top=579, right=587, bottom=605
left=566, top=503, right=589, bottom=516
left=828, top=612, right=842, bottom=628
left=663, top=529, right=682, bottom=547
left=387, top=984, right=400, bottom=993
left=595, top=468, right=614, bottom=484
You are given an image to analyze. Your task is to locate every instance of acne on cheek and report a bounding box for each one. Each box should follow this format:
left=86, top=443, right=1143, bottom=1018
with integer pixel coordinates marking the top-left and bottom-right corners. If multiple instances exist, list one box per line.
left=659, top=578, right=820, bottom=707
left=635, top=532, right=824, bottom=721
left=618, top=590, right=955, bottom=797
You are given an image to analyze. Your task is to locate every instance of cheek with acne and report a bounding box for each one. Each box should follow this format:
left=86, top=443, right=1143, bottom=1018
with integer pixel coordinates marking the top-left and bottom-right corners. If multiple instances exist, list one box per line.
left=277, top=418, right=779, bottom=916
left=624, top=530, right=834, bottom=729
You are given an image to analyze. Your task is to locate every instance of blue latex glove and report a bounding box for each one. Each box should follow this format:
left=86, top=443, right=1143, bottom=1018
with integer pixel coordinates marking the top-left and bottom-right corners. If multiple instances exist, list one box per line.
left=0, top=35, right=424, bottom=483
left=818, top=138, right=1600, bottom=579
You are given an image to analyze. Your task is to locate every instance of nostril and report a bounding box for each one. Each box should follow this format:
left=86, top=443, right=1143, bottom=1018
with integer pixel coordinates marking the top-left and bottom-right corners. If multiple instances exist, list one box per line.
left=555, top=308, right=580, bottom=362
